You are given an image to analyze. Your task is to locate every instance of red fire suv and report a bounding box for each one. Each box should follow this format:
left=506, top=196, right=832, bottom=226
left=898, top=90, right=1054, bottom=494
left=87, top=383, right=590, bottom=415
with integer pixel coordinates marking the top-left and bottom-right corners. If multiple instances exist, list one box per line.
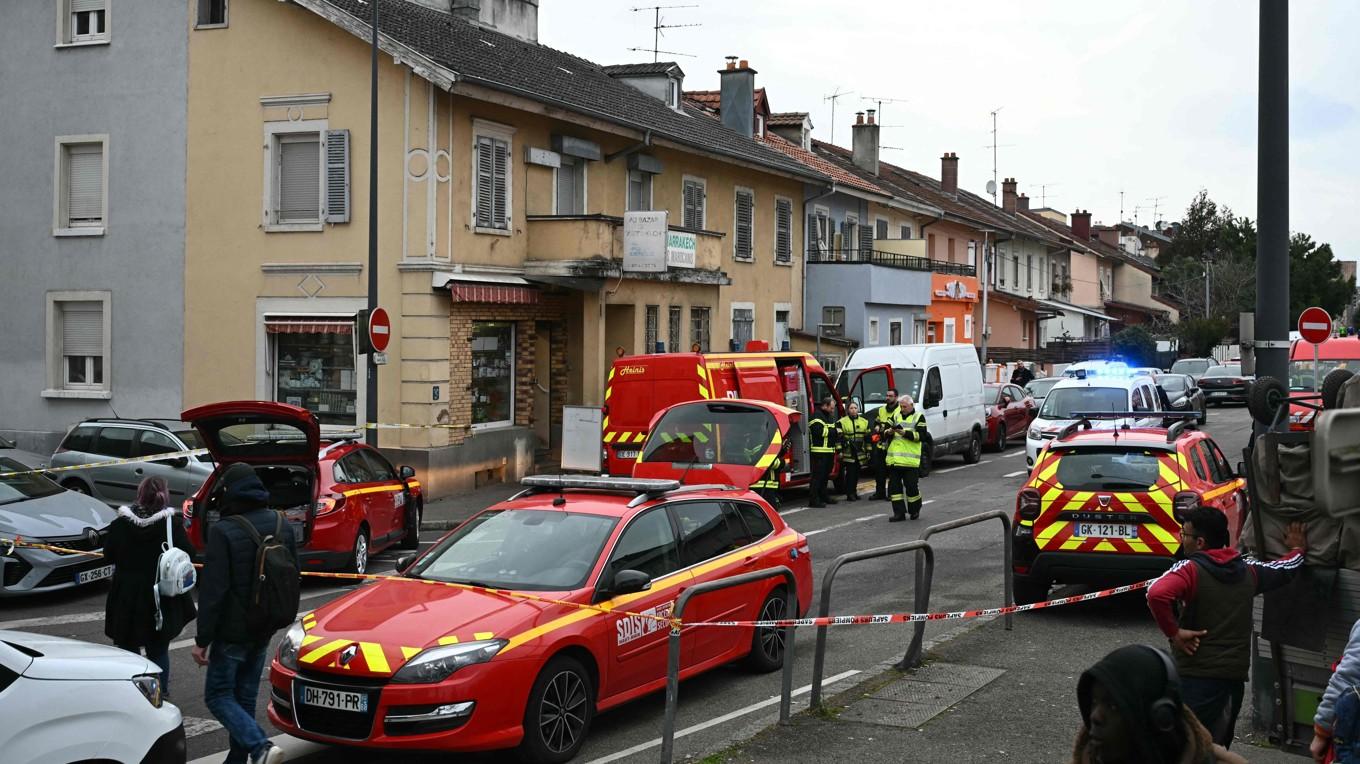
left=181, top=401, right=422, bottom=574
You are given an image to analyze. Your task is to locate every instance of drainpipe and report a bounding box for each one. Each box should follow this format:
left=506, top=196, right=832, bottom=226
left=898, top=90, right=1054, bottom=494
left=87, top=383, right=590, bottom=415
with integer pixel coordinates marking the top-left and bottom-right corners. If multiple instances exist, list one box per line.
left=801, top=183, right=837, bottom=339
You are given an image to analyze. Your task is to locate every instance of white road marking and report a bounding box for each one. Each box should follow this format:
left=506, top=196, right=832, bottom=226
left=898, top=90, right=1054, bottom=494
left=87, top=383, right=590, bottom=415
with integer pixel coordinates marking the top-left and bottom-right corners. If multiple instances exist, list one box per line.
left=0, top=611, right=104, bottom=630
left=182, top=715, right=223, bottom=738
left=803, top=515, right=878, bottom=536
left=584, top=669, right=863, bottom=764
left=188, top=733, right=326, bottom=764
left=1001, top=450, right=1028, bottom=458
left=934, top=459, right=992, bottom=474
left=1003, top=470, right=1027, bottom=478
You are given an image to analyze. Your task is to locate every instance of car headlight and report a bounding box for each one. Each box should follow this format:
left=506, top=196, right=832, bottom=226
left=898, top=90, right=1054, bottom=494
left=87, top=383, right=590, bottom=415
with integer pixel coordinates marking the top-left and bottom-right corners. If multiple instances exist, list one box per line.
left=391, top=639, right=507, bottom=684
left=277, top=621, right=306, bottom=671
left=132, top=674, right=163, bottom=708
left=1027, top=427, right=1041, bottom=441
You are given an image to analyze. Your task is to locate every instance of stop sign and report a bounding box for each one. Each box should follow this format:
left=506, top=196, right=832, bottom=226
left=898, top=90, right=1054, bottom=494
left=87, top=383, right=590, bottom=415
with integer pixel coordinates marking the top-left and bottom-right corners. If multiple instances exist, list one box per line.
left=368, top=307, right=391, bottom=353
left=1299, top=307, right=1333, bottom=345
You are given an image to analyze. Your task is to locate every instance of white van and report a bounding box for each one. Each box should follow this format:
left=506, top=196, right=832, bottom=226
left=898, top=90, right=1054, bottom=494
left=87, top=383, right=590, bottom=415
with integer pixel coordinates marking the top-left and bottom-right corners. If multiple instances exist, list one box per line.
left=1024, top=371, right=1165, bottom=465
left=837, top=344, right=987, bottom=472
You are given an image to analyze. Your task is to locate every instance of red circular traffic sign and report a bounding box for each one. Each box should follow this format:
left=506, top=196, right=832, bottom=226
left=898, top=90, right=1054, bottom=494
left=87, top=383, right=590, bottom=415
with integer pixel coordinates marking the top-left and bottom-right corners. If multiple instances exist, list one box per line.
left=368, top=307, right=391, bottom=353
left=1298, top=306, right=1332, bottom=344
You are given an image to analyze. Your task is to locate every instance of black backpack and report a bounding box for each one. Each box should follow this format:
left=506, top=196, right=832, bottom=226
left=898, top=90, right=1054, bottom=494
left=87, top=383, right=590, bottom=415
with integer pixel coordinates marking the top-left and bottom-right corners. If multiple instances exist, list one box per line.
left=230, top=513, right=300, bottom=638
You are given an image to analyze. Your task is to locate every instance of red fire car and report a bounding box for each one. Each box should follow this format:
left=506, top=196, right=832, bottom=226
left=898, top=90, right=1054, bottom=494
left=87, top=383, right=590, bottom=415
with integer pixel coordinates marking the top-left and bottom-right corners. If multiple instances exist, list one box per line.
left=266, top=401, right=812, bottom=762
left=180, top=401, right=422, bottom=575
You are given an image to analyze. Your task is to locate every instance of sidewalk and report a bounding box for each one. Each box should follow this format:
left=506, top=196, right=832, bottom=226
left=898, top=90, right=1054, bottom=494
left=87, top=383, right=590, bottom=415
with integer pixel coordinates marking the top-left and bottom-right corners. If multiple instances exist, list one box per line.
left=419, top=481, right=523, bottom=531
left=706, top=592, right=1302, bottom=764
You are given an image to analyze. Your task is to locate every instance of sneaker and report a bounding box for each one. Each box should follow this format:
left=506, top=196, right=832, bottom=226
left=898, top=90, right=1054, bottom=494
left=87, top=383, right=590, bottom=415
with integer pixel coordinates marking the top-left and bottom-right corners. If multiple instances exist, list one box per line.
left=253, top=744, right=286, bottom=764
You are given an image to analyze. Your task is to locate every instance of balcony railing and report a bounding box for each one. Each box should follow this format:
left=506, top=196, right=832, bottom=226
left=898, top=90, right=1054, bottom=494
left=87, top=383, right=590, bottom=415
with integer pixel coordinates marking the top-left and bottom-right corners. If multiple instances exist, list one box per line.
left=807, top=248, right=976, bottom=277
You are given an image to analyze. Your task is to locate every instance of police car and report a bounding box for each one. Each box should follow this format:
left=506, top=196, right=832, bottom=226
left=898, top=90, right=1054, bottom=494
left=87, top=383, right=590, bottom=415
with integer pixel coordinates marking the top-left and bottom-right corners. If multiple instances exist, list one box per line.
left=1011, top=414, right=1246, bottom=604
left=268, top=405, right=813, bottom=762
left=1025, top=366, right=1166, bottom=466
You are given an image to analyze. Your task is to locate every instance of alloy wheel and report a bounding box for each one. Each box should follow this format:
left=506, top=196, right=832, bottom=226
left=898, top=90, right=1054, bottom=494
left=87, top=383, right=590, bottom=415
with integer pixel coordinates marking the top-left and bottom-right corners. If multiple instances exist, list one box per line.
left=538, top=669, right=588, bottom=754
left=353, top=533, right=368, bottom=575
left=756, top=596, right=787, bottom=663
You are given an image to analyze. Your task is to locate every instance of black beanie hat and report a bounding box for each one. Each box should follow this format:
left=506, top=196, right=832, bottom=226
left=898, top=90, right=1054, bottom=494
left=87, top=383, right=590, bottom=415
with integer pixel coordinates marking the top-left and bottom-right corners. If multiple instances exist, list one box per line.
left=1077, top=645, right=1180, bottom=763
left=220, top=463, right=269, bottom=512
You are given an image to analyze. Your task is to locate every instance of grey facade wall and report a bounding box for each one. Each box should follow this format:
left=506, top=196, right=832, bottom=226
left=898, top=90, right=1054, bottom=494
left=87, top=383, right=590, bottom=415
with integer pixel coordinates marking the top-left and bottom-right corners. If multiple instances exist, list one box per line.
left=806, top=263, right=930, bottom=347
left=0, top=2, right=188, bottom=454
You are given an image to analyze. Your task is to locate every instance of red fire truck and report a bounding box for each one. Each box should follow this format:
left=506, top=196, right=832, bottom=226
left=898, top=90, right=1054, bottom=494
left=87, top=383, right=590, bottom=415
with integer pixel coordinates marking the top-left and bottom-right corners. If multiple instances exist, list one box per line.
left=602, top=343, right=843, bottom=488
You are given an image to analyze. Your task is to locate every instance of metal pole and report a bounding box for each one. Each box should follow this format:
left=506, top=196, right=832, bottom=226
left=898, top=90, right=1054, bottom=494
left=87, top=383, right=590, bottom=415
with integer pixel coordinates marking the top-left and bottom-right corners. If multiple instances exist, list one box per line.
left=1204, top=261, right=1211, bottom=319
left=365, top=0, right=380, bottom=446
left=979, top=232, right=991, bottom=365
left=1255, top=0, right=1289, bottom=410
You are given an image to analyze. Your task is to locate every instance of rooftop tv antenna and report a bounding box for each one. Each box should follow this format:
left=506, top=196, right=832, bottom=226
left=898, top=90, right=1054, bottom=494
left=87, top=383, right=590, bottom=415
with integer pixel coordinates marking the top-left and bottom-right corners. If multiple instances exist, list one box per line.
left=1147, top=196, right=1167, bottom=225
left=1120, top=189, right=1125, bottom=223
left=987, top=107, right=1004, bottom=205
left=824, top=87, right=854, bottom=145
left=861, top=95, right=908, bottom=123
left=629, top=4, right=700, bottom=63
left=1034, top=182, right=1059, bottom=207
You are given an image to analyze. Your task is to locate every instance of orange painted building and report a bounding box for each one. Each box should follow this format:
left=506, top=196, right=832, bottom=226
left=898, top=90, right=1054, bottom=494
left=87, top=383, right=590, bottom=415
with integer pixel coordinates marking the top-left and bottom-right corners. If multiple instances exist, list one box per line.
left=926, top=274, right=979, bottom=344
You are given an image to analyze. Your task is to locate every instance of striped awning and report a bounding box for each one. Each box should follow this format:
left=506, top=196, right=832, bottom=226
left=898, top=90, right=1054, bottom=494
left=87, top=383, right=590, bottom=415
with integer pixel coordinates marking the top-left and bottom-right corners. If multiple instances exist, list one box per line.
left=265, top=321, right=354, bottom=334
left=449, top=284, right=540, bottom=304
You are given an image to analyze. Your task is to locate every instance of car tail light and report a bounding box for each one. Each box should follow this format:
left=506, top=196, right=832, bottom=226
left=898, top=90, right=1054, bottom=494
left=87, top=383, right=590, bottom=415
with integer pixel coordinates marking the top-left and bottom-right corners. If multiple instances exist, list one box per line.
left=601, top=404, right=609, bottom=417
left=1173, top=491, right=1200, bottom=518
left=1017, top=488, right=1041, bottom=521
left=601, top=446, right=611, bottom=469
left=315, top=495, right=346, bottom=517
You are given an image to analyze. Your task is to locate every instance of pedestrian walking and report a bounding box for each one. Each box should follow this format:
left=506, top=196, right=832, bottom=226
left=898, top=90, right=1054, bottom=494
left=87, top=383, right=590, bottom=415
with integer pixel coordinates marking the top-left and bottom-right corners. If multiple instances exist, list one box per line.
left=193, top=463, right=299, bottom=764
left=104, top=476, right=197, bottom=698
left=1311, top=617, right=1360, bottom=763
left=1071, top=644, right=1246, bottom=764
left=807, top=396, right=839, bottom=508
left=885, top=394, right=928, bottom=522
left=869, top=388, right=904, bottom=500
left=1011, top=362, right=1035, bottom=387
left=836, top=401, right=870, bottom=501
left=1146, top=507, right=1307, bottom=748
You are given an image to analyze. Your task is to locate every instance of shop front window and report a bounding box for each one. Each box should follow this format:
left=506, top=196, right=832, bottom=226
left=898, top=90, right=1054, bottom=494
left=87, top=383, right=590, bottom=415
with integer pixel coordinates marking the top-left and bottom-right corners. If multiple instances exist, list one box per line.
left=270, top=319, right=358, bottom=427
left=471, top=321, right=515, bottom=426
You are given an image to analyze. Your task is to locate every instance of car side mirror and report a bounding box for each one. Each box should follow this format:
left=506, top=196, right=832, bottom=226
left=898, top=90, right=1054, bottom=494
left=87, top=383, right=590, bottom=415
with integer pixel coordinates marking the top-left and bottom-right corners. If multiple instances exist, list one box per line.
left=158, top=456, right=189, bottom=469
left=399, top=465, right=416, bottom=480
left=605, top=569, right=652, bottom=596
left=396, top=554, right=417, bottom=572
left=1235, top=461, right=1247, bottom=479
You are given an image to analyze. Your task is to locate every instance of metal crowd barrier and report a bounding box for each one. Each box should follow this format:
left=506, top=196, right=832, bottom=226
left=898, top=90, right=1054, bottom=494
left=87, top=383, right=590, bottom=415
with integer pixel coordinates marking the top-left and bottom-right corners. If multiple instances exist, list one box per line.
left=660, top=566, right=798, bottom=764
left=903, top=510, right=1013, bottom=668
left=809, top=540, right=935, bottom=709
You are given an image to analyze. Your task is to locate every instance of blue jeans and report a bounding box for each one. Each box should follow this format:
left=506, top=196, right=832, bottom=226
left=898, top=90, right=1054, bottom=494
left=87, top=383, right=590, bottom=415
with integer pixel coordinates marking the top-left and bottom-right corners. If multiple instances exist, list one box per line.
left=116, top=640, right=171, bottom=697
left=1181, top=676, right=1245, bottom=748
left=1335, top=685, right=1360, bottom=764
left=203, top=641, right=271, bottom=764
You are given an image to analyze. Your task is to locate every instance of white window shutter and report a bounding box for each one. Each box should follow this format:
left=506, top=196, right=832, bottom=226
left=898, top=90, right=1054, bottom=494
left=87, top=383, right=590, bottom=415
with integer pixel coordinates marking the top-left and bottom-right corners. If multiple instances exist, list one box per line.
left=66, top=144, right=103, bottom=224
left=475, top=136, right=494, bottom=228
left=806, top=213, right=818, bottom=254
left=492, top=139, right=509, bottom=228
left=70, top=0, right=106, bottom=12
left=62, top=302, right=103, bottom=356
left=324, top=129, right=350, bottom=224
left=278, top=136, right=321, bottom=222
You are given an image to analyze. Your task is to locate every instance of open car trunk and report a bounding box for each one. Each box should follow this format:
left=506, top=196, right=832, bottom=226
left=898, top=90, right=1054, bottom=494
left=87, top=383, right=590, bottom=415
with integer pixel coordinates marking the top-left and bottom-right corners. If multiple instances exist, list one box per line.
left=199, top=464, right=317, bottom=546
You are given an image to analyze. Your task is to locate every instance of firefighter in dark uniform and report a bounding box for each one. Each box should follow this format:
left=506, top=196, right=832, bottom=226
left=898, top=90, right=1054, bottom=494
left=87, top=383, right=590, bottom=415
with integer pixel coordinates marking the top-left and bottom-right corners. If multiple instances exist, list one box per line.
left=870, top=388, right=905, bottom=500
left=836, top=401, right=870, bottom=501
left=886, top=394, right=930, bottom=522
left=808, top=396, right=840, bottom=508
left=742, top=430, right=783, bottom=509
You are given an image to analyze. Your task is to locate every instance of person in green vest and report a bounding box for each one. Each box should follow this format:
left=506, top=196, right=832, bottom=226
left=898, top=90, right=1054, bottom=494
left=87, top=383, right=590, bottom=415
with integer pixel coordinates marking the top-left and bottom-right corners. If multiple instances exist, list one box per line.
left=885, top=394, right=929, bottom=522
left=808, top=396, right=840, bottom=508
left=836, top=401, right=871, bottom=501
left=869, top=388, right=905, bottom=500
left=739, top=428, right=782, bottom=509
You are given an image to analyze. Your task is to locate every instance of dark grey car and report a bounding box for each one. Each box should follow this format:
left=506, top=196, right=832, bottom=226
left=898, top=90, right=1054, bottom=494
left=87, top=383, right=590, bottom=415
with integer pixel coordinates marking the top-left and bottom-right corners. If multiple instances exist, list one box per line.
left=0, top=456, right=118, bottom=596
left=1157, top=373, right=1207, bottom=423
left=48, top=419, right=214, bottom=509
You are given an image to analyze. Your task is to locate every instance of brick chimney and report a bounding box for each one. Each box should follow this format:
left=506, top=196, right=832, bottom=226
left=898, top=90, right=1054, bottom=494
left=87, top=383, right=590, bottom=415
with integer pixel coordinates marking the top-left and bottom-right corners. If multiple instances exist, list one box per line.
left=449, top=0, right=539, bottom=43
left=1002, top=178, right=1018, bottom=213
left=1070, top=209, right=1092, bottom=242
left=718, top=56, right=757, bottom=138
left=852, top=109, right=880, bottom=175
left=940, top=152, right=959, bottom=195
left=1018, top=194, right=1030, bottom=212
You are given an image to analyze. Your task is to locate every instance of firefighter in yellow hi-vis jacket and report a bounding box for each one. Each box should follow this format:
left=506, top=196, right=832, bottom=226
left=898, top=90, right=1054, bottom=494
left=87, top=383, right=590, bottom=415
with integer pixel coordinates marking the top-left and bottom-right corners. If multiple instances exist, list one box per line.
left=836, top=401, right=871, bottom=501
left=808, top=396, right=840, bottom=508
left=885, top=394, right=929, bottom=522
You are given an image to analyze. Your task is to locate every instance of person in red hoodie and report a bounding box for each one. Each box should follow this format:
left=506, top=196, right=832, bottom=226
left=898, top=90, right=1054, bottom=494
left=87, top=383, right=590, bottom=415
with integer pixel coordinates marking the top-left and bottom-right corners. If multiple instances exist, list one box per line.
left=1146, top=505, right=1307, bottom=749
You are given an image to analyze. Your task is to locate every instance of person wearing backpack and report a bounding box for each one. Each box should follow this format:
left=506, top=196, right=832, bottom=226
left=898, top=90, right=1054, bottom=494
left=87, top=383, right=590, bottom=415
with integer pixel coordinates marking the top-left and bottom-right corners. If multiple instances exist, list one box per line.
left=104, top=476, right=197, bottom=697
left=193, top=463, right=298, bottom=764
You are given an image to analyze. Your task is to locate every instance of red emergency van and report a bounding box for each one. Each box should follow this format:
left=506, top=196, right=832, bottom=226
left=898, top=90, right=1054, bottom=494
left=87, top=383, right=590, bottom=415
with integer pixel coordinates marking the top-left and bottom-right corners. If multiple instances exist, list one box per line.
left=1287, top=336, right=1360, bottom=428
left=602, top=345, right=843, bottom=487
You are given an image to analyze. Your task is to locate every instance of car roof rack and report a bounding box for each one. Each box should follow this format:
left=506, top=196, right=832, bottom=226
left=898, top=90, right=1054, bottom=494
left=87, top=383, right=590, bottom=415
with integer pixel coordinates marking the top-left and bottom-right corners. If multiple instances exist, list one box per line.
left=1055, top=418, right=1094, bottom=441
left=79, top=418, right=175, bottom=431
left=1164, top=418, right=1200, bottom=443
left=319, top=436, right=361, bottom=458
left=627, top=483, right=742, bottom=507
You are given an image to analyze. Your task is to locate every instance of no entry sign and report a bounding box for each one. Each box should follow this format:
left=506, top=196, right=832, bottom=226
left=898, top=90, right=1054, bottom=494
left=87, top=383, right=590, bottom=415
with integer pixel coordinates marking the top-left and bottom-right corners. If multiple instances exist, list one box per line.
left=1298, top=307, right=1332, bottom=344
left=368, top=307, right=391, bottom=353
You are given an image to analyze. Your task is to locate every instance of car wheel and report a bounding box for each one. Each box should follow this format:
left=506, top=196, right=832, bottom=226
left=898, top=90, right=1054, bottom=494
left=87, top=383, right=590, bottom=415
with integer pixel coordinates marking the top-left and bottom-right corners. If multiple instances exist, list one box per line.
left=996, top=428, right=1008, bottom=452
left=1013, top=575, right=1049, bottom=606
left=1197, top=404, right=1208, bottom=425
left=61, top=480, right=90, bottom=495
left=1322, top=369, right=1355, bottom=410
left=962, top=429, right=983, bottom=464
left=346, top=529, right=369, bottom=575
left=518, top=655, right=594, bottom=764
left=399, top=498, right=421, bottom=550
left=743, top=588, right=790, bottom=673
left=1247, top=375, right=1289, bottom=426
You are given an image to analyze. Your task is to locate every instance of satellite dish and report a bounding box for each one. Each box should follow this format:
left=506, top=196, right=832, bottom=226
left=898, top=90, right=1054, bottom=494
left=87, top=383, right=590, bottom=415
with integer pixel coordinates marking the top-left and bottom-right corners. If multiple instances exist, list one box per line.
left=985, top=180, right=997, bottom=196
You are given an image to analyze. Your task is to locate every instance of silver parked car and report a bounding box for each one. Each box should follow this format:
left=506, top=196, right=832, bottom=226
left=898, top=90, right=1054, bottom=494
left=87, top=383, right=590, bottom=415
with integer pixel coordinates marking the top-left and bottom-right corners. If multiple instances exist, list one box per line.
left=48, top=419, right=214, bottom=509
left=0, top=456, right=118, bottom=596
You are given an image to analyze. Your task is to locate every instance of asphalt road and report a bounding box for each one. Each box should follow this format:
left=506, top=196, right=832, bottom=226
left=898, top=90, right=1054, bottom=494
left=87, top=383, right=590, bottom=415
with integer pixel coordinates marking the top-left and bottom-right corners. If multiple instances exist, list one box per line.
left=0, top=404, right=1257, bottom=764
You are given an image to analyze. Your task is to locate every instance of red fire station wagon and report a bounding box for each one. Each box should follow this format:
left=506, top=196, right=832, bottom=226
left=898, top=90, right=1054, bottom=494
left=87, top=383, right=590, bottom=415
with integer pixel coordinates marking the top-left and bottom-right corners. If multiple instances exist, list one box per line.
left=602, top=344, right=843, bottom=489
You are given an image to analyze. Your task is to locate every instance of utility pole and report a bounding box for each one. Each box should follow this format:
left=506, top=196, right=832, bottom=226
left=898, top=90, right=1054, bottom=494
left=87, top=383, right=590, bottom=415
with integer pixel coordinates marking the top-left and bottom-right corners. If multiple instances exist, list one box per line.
left=1256, top=0, right=1290, bottom=403
left=824, top=88, right=853, bottom=145
left=979, top=231, right=994, bottom=365
left=363, top=0, right=379, bottom=445
left=988, top=107, right=1003, bottom=205
left=629, top=4, right=699, bottom=63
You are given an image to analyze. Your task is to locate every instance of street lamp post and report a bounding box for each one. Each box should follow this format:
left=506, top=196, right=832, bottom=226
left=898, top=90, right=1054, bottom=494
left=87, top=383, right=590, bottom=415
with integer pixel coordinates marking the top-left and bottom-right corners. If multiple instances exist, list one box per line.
left=365, top=0, right=380, bottom=445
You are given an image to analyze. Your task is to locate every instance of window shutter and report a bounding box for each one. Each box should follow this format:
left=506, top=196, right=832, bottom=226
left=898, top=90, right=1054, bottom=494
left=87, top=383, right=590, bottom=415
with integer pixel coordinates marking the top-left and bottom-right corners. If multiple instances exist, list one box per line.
left=71, top=0, right=105, bottom=12
left=683, top=180, right=704, bottom=229
left=775, top=199, right=792, bottom=262
left=806, top=213, right=819, bottom=255
left=492, top=138, right=509, bottom=228
left=475, top=136, right=494, bottom=228
left=62, top=302, right=103, bottom=356
left=324, top=129, right=350, bottom=224
left=876, top=219, right=888, bottom=240
left=859, top=223, right=874, bottom=253
left=66, top=144, right=103, bottom=223
left=278, top=136, right=321, bottom=222
left=735, top=190, right=753, bottom=259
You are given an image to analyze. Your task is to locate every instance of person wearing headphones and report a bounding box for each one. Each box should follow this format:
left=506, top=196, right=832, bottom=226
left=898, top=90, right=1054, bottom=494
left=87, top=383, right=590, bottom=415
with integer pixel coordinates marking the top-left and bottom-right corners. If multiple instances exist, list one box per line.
left=1072, top=644, right=1245, bottom=763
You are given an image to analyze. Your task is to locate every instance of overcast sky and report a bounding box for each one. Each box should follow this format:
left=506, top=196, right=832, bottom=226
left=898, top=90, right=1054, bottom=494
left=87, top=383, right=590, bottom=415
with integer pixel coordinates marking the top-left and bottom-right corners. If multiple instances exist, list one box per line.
left=540, top=1, right=1358, bottom=261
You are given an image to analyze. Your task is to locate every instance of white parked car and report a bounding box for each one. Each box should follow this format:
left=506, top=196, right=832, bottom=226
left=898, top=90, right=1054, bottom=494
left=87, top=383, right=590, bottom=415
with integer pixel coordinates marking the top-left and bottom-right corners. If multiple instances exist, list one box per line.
left=0, top=630, right=185, bottom=764
left=1025, top=372, right=1166, bottom=466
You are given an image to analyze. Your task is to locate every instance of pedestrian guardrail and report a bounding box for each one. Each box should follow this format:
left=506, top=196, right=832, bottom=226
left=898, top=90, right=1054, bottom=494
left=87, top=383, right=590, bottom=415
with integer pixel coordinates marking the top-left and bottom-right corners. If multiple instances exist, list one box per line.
left=660, top=566, right=799, bottom=764
left=903, top=510, right=1013, bottom=668
left=809, top=540, right=935, bottom=709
